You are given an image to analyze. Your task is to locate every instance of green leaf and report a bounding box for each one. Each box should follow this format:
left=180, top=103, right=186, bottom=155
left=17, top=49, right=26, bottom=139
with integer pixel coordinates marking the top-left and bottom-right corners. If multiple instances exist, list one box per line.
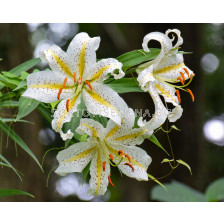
left=147, top=173, right=167, bottom=191
left=117, top=48, right=160, bottom=70
left=16, top=96, right=39, bottom=120
left=105, top=78, right=143, bottom=94
left=13, top=80, right=27, bottom=91
left=50, top=101, right=60, bottom=111
left=0, top=154, right=22, bottom=180
left=149, top=134, right=170, bottom=156
left=2, top=71, right=19, bottom=78
left=0, top=92, right=17, bottom=102
left=151, top=180, right=206, bottom=202
left=205, top=178, right=224, bottom=202
left=82, top=162, right=91, bottom=185
left=176, top=159, right=192, bottom=175
left=37, top=103, right=53, bottom=123
left=9, top=58, right=41, bottom=76
left=20, top=71, right=29, bottom=80
left=0, top=101, right=19, bottom=108
left=0, top=120, right=43, bottom=171
left=0, top=189, right=34, bottom=198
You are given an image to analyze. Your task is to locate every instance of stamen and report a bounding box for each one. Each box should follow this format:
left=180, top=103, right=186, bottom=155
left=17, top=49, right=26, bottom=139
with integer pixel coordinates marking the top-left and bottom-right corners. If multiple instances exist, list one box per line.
left=74, top=72, right=77, bottom=83
left=177, top=77, right=184, bottom=85
left=85, top=81, right=93, bottom=91
left=78, top=77, right=82, bottom=84
left=108, top=175, right=114, bottom=187
left=187, top=88, right=195, bottom=102
left=66, top=99, right=70, bottom=112
left=176, top=89, right=181, bottom=104
left=118, top=150, right=124, bottom=156
left=109, top=154, right=113, bottom=161
left=180, top=71, right=185, bottom=83
left=57, top=88, right=63, bottom=100
left=124, top=163, right=134, bottom=172
left=103, top=161, right=106, bottom=171
left=125, top=154, right=131, bottom=162
left=183, top=68, right=190, bottom=77
left=63, top=77, right=67, bottom=87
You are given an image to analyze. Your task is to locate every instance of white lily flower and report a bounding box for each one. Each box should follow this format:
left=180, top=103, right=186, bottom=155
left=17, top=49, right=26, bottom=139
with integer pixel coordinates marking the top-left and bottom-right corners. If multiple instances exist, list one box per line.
left=22, top=32, right=128, bottom=140
left=55, top=108, right=152, bottom=196
left=137, top=29, right=195, bottom=130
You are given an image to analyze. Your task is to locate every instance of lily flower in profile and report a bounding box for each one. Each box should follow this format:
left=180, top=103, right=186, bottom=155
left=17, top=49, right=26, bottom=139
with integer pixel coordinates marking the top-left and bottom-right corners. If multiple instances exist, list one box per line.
left=22, top=32, right=128, bottom=140
left=55, top=109, right=152, bottom=196
left=136, top=29, right=195, bottom=130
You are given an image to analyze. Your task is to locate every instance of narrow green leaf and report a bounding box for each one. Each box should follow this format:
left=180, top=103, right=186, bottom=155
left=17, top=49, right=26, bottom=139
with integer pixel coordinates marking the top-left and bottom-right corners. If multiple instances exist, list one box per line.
left=13, top=80, right=27, bottom=91
left=149, top=134, right=170, bottom=156
left=20, top=71, right=29, bottom=80
left=0, top=120, right=43, bottom=171
left=205, top=178, right=224, bottom=202
left=16, top=96, right=39, bottom=120
left=117, top=48, right=160, bottom=70
left=9, top=58, right=41, bottom=76
left=2, top=71, right=19, bottom=78
left=176, top=159, right=192, bottom=175
left=0, top=189, right=34, bottom=198
left=151, top=180, right=206, bottom=202
left=0, top=101, right=19, bottom=108
left=105, top=78, right=143, bottom=94
left=37, top=103, right=53, bottom=123
left=82, top=162, right=91, bottom=185
left=148, top=173, right=167, bottom=191
left=0, top=92, right=17, bottom=102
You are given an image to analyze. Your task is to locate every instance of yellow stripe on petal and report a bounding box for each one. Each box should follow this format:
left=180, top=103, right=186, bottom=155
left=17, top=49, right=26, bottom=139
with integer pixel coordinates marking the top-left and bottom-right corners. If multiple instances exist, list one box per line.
left=89, top=65, right=114, bottom=83
left=80, top=123, right=98, bottom=138
left=57, top=93, right=81, bottom=131
left=105, top=125, right=120, bottom=139
left=154, top=83, right=176, bottom=103
left=29, top=84, right=72, bottom=90
left=79, top=41, right=88, bottom=77
left=96, top=150, right=102, bottom=194
left=154, top=63, right=185, bottom=74
left=107, top=145, right=146, bottom=170
left=114, top=129, right=146, bottom=141
left=64, top=146, right=97, bottom=163
left=141, top=73, right=153, bottom=85
left=85, top=88, right=119, bottom=114
left=48, top=50, right=73, bottom=78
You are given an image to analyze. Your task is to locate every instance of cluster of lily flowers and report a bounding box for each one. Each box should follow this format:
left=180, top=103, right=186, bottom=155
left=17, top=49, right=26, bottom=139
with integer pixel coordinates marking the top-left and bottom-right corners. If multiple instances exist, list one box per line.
left=23, top=29, right=195, bottom=196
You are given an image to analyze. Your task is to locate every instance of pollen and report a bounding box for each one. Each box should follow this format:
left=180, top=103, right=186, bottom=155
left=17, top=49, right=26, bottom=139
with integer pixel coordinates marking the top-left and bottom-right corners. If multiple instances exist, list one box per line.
left=57, top=88, right=63, bottom=100
left=124, top=163, right=134, bottom=172
left=177, top=77, right=184, bottom=86
left=176, top=89, right=181, bottom=104
left=183, top=68, right=190, bottom=77
left=74, top=72, right=77, bottom=83
left=108, top=175, right=114, bottom=187
left=103, top=161, right=106, bottom=171
left=125, top=154, right=131, bottom=162
left=180, top=71, right=185, bottom=83
left=118, top=150, right=124, bottom=156
left=109, top=154, right=113, bottom=161
left=63, top=77, right=67, bottom=87
left=66, top=99, right=70, bottom=112
left=85, top=81, right=93, bottom=91
left=187, top=88, right=195, bottom=102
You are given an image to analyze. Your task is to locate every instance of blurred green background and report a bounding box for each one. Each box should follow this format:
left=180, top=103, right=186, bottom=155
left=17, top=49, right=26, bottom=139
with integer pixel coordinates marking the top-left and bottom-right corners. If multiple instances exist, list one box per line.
left=0, top=23, right=224, bottom=202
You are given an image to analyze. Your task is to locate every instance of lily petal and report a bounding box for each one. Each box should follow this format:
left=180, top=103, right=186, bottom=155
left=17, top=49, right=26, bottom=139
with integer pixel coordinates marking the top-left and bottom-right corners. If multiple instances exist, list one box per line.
left=40, top=45, right=74, bottom=80
left=83, top=83, right=128, bottom=125
left=168, top=104, right=183, bottom=122
left=52, top=93, right=81, bottom=140
left=85, top=58, right=124, bottom=83
left=165, top=29, right=183, bottom=49
left=55, top=141, right=98, bottom=176
left=108, top=143, right=151, bottom=181
left=88, top=149, right=110, bottom=196
left=22, top=71, right=74, bottom=103
left=66, top=32, right=100, bottom=80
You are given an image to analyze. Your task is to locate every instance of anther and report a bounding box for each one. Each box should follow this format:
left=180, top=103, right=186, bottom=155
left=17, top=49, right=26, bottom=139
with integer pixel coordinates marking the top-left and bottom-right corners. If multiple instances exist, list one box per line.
left=187, top=88, right=195, bottom=102
left=63, top=77, right=67, bottom=87
left=177, top=77, right=184, bottom=86
left=66, top=99, right=70, bottom=112
left=103, top=161, right=106, bottom=171
left=57, top=88, right=63, bottom=100
left=109, top=154, right=113, bottom=161
left=118, top=150, right=124, bottom=156
left=176, top=89, right=181, bottom=104
left=85, top=81, right=93, bottom=91
left=124, top=163, right=134, bottom=172
left=108, top=175, right=114, bottom=187
left=183, top=68, right=190, bottom=77
left=180, top=71, right=185, bottom=83
left=74, top=72, right=77, bottom=83
left=125, top=154, right=131, bottom=163
left=78, top=77, right=82, bottom=84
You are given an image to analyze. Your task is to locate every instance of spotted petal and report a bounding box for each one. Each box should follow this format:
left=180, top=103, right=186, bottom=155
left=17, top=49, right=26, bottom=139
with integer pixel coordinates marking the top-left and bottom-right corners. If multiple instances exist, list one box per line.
left=22, top=71, right=74, bottom=103
left=55, top=141, right=97, bottom=176
left=82, top=83, right=128, bottom=125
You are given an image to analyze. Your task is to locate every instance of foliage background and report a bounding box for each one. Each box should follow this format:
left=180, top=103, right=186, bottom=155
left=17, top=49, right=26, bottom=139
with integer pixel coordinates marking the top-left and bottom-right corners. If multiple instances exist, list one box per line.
left=0, top=23, right=223, bottom=202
